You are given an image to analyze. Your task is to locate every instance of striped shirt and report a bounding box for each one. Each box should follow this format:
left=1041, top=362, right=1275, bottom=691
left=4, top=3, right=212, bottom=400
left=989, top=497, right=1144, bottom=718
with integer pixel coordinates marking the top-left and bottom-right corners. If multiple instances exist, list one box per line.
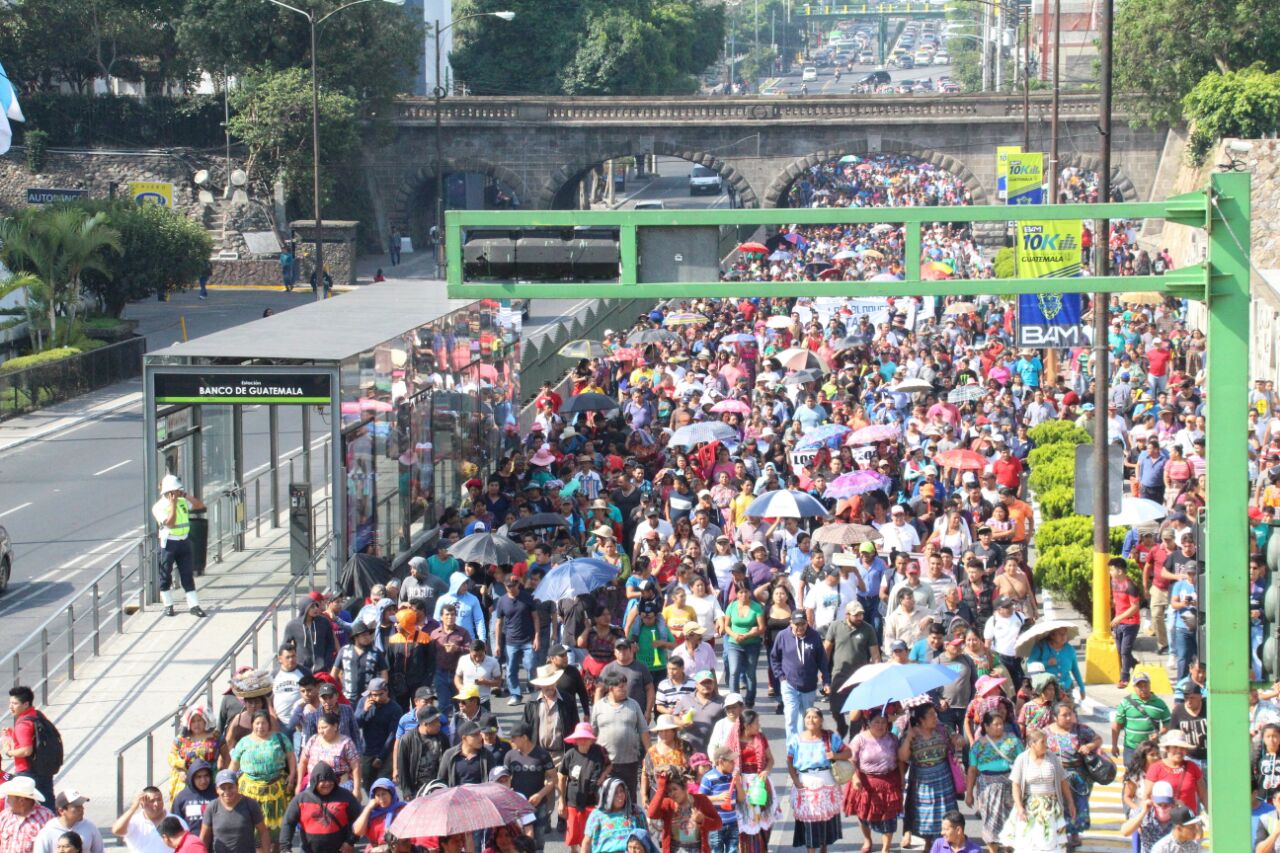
left=656, top=676, right=696, bottom=712
left=698, top=768, right=738, bottom=827
left=1112, top=694, right=1172, bottom=749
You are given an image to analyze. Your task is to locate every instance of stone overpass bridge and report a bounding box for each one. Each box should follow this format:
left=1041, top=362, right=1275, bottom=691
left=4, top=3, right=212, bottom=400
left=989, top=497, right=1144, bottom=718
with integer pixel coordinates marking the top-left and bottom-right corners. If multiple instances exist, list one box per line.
left=364, top=93, right=1167, bottom=235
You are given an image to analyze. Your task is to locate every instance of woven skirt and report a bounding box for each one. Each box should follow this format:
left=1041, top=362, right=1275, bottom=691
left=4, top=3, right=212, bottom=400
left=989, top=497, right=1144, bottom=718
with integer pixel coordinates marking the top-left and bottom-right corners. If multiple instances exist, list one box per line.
left=238, top=774, right=291, bottom=831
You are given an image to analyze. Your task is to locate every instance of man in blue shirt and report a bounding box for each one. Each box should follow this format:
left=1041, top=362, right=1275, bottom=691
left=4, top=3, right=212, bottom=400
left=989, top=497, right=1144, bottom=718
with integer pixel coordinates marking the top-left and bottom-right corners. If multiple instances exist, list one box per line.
left=1136, top=439, right=1169, bottom=504
left=1169, top=540, right=1201, bottom=681
left=1014, top=350, right=1043, bottom=388
left=699, top=750, right=739, bottom=853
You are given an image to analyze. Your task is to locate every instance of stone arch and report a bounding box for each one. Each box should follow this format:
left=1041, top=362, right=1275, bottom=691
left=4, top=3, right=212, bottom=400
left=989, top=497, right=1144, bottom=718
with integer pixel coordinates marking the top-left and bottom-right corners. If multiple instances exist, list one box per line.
left=531, top=142, right=761, bottom=210
left=1055, top=152, right=1139, bottom=202
left=390, top=157, right=531, bottom=226
left=761, top=139, right=989, bottom=208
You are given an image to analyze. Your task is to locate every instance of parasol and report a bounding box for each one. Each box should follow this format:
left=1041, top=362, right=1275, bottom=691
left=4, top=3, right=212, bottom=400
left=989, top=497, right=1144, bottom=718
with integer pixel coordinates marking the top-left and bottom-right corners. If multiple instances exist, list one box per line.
left=846, top=424, right=901, bottom=445
left=1014, top=619, right=1081, bottom=659
left=812, top=522, right=883, bottom=546
left=711, top=399, right=753, bottom=415
left=935, top=448, right=988, bottom=471
left=558, top=339, right=609, bottom=359
left=796, top=423, right=851, bottom=450
left=448, top=531, right=527, bottom=565
left=823, top=471, right=891, bottom=499
left=560, top=393, right=620, bottom=414
left=388, top=783, right=534, bottom=837
left=744, top=489, right=830, bottom=519
left=737, top=242, right=770, bottom=254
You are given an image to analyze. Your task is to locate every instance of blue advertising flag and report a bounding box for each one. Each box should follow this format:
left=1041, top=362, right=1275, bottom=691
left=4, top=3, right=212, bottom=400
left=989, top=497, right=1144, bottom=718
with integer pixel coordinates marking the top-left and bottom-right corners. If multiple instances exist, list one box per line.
left=0, top=59, right=23, bottom=156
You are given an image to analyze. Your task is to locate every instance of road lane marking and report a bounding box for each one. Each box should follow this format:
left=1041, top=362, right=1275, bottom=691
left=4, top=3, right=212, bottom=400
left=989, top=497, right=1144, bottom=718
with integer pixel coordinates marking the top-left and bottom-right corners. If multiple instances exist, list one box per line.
left=93, top=460, right=132, bottom=476
left=0, top=502, right=32, bottom=518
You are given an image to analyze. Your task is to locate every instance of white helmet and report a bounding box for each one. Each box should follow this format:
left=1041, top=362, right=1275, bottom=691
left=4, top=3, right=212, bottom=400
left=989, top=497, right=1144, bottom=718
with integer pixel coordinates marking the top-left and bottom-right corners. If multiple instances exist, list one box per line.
left=160, top=474, right=183, bottom=494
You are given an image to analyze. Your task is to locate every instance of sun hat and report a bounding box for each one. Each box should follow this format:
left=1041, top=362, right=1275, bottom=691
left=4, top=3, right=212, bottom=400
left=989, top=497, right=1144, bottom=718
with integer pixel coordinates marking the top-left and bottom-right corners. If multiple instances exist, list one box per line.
left=974, top=674, right=1007, bottom=696
left=651, top=714, right=681, bottom=732
left=530, top=664, right=561, bottom=688
left=564, top=722, right=598, bottom=743
left=1159, top=730, right=1193, bottom=750
left=0, top=777, right=44, bottom=802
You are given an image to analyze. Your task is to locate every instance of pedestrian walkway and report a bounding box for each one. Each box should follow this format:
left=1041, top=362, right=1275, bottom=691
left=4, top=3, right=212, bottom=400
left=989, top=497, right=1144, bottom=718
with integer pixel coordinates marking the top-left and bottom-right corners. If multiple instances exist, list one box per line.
left=38, top=522, right=315, bottom=817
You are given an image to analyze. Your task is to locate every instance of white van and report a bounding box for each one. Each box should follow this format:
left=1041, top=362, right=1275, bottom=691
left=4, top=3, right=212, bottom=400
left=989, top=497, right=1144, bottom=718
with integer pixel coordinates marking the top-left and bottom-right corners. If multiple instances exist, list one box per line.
left=689, top=165, right=723, bottom=195
left=801, top=66, right=819, bottom=82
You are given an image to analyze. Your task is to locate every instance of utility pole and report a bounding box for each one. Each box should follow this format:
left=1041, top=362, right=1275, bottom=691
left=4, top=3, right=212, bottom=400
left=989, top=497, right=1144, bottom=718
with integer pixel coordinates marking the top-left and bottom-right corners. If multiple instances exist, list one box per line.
left=1021, top=2, right=1031, bottom=150
left=995, top=1, right=1003, bottom=92
left=1049, top=0, right=1061, bottom=201
left=982, top=2, right=991, bottom=92
left=1040, top=0, right=1049, bottom=80
left=1085, top=0, right=1118, bottom=683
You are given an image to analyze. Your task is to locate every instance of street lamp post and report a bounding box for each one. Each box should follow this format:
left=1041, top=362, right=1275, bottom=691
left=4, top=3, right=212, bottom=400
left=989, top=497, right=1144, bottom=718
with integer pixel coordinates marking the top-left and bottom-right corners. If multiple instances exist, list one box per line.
left=263, top=0, right=405, bottom=300
left=432, top=11, right=515, bottom=267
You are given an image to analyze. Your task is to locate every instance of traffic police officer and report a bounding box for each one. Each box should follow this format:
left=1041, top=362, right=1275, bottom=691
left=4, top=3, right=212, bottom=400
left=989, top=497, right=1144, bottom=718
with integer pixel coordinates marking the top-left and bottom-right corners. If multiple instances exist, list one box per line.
left=152, top=474, right=207, bottom=617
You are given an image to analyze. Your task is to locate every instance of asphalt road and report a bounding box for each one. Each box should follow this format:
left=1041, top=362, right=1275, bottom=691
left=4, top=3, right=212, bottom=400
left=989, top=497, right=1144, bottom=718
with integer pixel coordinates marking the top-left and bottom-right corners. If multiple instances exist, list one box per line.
left=0, top=282, right=591, bottom=651
left=764, top=59, right=955, bottom=95
left=613, top=155, right=734, bottom=211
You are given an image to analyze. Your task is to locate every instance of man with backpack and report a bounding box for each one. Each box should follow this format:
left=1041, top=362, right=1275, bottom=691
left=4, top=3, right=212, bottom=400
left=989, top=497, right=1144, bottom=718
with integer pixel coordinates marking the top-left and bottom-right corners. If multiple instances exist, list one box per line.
left=3, top=687, right=62, bottom=807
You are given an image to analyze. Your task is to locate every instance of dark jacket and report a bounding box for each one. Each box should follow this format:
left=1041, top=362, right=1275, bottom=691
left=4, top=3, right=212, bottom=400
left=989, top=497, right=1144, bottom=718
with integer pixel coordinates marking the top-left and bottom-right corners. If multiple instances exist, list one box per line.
left=435, top=744, right=494, bottom=787
left=172, top=759, right=216, bottom=836
left=395, top=727, right=449, bottom=798
left=769, top=626, right=828, bottom=693
left=354, top=696, right=403, bottom=758
left=448, top=707, right=497, bottom=746
left=520, top=691, right=580, bottom=751
left=283, top=608, right=338, bottom=673
left=279, top=763, right=359, bottom=853
left=555, top=665, right=593, bottom=720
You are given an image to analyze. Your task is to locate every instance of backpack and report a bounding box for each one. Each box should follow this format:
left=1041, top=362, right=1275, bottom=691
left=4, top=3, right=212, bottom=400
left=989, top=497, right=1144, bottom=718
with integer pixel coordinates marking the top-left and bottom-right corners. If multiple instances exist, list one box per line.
left=29, top=711, right=64, bottom=777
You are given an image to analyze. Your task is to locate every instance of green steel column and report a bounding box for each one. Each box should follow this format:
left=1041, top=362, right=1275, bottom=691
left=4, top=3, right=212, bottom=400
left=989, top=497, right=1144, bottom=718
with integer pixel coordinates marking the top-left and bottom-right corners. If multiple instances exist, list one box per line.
left=1204, top=170, right=1251, bottom=842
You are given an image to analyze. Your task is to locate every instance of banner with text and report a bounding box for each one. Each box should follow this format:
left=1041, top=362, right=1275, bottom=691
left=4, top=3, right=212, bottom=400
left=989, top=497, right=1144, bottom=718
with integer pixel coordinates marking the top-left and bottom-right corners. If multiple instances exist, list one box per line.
left=155, top=372, right=333, bottom=405
left=996, top=146, right=1022, bottom=200
left=1015, top=219, right=1086, bottom=347
left=129, top=181, right=174, bottom=207
left=1006, top=152, right=1044, bottom=206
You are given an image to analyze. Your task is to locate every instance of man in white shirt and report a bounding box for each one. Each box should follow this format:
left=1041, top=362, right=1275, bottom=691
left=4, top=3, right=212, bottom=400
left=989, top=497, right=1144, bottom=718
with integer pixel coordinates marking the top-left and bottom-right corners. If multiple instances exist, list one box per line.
left=113, top=787, right=183, bottom=853
left=803, top=568, right=846, bottom=632
left=271, top=643, right=306, bottom=722
left=888, top=563, right=937, bottom=616
left=878, top=505, right=921, bottom=554
left=34, top=790, right=105, bottom=853
left=983, top=596, right=1027, bottom=686
left=632, top=508, right=673, bottom=547
left=453, top=640, right=502, bottom=706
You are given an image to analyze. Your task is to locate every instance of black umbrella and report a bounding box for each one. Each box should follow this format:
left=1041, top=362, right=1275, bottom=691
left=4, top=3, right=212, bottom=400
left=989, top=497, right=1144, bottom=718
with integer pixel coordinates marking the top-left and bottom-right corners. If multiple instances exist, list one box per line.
left=337, top=553, right=392, bottom=614
left=448, top=531, right=527, bottom=565
left=627, top=328, right=679, bottom=345
left=560, top=392, right=620, bottom=414
left=833, top=334, right=871, bottom=351
left=509, top=513, right=570, bottom=532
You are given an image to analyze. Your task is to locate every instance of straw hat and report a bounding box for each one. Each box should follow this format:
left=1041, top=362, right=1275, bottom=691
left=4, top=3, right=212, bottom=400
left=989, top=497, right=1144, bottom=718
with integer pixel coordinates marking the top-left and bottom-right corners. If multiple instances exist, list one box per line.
left=530, top=664, right=561, bottom=688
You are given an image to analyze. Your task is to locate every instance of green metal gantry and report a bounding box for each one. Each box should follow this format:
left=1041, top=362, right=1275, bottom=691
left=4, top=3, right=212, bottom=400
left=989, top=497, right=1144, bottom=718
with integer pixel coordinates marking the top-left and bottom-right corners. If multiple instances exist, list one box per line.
left=447, top=172, right=1252, bottom=844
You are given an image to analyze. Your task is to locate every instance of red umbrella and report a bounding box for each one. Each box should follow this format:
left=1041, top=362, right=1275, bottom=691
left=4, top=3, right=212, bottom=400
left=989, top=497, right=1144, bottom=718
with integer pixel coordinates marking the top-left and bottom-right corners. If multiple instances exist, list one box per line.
left=737, top=242, right=769, bottom=254
left=920, top=265, right=952, bottom=281
left=388, top=783, right=533, bottom=837
left=611, top=347, right=644, bottom=361
left=935, top=448, right=988, bottom=471
left=818, top=267, right=842, bottom=280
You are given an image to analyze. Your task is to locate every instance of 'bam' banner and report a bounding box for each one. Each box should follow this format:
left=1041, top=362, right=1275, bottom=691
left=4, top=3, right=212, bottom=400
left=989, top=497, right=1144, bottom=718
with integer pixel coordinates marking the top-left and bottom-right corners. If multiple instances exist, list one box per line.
left=996, top=146, right=1021, bottom=200
left=1006, top=152, right=1044, bottom=206
left=1015, top=220, right=1086, bottom=348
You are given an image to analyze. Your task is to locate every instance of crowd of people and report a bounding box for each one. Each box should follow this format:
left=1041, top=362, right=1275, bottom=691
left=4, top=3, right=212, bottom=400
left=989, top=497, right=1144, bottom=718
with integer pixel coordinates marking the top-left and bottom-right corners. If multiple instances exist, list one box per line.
left=0, top=156, right=1252, bottom=853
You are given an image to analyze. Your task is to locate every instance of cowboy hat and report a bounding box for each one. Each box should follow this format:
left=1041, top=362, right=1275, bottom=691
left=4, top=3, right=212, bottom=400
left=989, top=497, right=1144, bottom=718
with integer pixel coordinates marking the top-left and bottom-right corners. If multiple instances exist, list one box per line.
left=0, top=776, right=45, bottom=803
left=530, top=664, right=561, bottom=688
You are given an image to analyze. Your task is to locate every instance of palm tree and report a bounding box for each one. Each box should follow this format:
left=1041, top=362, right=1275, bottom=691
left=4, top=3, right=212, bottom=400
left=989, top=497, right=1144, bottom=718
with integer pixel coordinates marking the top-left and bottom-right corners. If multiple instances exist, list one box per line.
left=0, top=206, right=120, bottom=348
left=0, top=272, right=50, bottom=350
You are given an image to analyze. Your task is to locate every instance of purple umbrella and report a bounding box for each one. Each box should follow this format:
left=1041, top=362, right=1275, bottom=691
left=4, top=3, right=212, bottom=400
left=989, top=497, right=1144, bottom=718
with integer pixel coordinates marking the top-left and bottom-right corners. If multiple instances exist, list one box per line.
left=846, top=424, right=901, bottom=446
left=824, top=470, right=892, bottom=499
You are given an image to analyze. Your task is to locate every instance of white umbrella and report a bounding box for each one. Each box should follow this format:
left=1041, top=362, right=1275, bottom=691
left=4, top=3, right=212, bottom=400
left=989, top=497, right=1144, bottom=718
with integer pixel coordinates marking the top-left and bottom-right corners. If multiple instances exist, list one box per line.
left=1108, top=496, right=1167, bottom=528
left=839, top=661, right=897, bottom=693
left=1014, top=619, right=1080, bottom=659
left=891, top=378, right=933, bottom=394
left=766, top=315, right=794, bottom=329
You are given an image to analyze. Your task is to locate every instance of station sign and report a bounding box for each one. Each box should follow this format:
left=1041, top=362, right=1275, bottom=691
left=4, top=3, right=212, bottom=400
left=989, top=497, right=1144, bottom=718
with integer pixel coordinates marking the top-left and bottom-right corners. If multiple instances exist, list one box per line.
left=26, top=187, right=85, bottom=204
left=155, top=372, right=333, bottom=405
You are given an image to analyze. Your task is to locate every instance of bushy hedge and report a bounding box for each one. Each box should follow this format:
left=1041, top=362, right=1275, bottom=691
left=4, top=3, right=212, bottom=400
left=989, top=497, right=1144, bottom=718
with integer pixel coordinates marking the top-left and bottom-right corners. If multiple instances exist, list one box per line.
left=1028, top=454, right=1076, bottom=494
left=16, top=94, right=225, bottom=148
left=1038, top=486, right=1075, bottom=521
left=0, top=346, right=83, bottom=373
left=1027, top=420, right=1092, bottom=447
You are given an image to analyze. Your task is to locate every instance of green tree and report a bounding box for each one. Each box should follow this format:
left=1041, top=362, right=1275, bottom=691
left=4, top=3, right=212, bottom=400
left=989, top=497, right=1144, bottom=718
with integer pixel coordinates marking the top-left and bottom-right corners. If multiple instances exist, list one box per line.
left=0, top=206, right=121, bottom=347
left=227, top=67, right=360, bottom=215
left=450, top=0, right=723, bottom=95
left=1183, top=65, right=1280, bottom=141
left=174, top=0, right=420, bottom=104
left=1114, top=0, right=1280, bottom=125
left=80, top=202, right=214, bottom=315
left=0, top=272, right=51, bottom=350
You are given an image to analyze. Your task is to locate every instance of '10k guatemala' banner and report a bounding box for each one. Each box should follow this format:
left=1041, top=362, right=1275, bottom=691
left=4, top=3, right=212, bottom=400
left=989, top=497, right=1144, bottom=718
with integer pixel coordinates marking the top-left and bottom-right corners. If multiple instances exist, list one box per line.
left=1015, top=220, right=1086, bottom=348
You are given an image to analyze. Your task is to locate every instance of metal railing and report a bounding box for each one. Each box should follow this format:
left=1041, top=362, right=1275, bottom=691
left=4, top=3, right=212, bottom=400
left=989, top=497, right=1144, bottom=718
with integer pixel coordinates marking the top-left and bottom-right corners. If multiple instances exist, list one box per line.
left=0, top=336, right=147, bottom=421
left=205, top=441, right=333, bottom=562
left=114, top=534, right=331, bottom=815
left=0, top=539, right=149, bottom=723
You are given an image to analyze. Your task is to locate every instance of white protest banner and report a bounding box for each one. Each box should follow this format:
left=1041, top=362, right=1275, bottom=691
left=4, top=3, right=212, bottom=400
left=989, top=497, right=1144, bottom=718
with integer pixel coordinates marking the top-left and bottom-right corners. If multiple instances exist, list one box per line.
left=789, top=448, right=820, bottom=471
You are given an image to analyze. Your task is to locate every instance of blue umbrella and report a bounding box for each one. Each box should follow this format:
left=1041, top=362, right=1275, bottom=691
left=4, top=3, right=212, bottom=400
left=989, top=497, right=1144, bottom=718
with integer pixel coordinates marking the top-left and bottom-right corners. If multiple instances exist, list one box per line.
left=667, top=421, right=738, bottom=448
left=744, top=489, right=830, bottom=519
left=532, top=558, right=619, bottom=602
left=842, top=663, right=960, bottom=713
left=796, top=423, right=850, bottom=450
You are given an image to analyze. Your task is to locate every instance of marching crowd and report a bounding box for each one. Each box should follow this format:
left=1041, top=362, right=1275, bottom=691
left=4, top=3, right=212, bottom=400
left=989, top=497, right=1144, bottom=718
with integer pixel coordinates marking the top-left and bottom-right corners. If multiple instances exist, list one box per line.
left=0, top=155, right=1258, bottom=853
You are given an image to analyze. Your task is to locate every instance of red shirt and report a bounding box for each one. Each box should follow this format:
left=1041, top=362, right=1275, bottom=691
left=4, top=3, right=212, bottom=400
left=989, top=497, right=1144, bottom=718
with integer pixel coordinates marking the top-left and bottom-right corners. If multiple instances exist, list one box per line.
left=9, top=708, right=35, bottom=773
left=992, top=456, right=1024, bottom=490
left=534, top=391, right=563, bottom=414
left=175, top=832, right=208, bottom=853
left=1146, top=347, right=1172, bottom=378
left=1111, top=578, right=1141, bottom=625
left=1146, top=759, right=1203, bottom=812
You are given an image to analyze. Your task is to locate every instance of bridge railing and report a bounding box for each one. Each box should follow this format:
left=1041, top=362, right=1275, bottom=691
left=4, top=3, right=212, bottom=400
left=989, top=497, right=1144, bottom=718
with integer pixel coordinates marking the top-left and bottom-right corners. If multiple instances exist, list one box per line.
left=394, top=92, right=1103, bottom=125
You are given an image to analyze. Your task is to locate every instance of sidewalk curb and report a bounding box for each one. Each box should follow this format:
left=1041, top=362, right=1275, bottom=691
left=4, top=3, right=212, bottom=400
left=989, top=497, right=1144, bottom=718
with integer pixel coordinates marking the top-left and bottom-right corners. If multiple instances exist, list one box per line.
left=0, top=390, right=143, bottom=456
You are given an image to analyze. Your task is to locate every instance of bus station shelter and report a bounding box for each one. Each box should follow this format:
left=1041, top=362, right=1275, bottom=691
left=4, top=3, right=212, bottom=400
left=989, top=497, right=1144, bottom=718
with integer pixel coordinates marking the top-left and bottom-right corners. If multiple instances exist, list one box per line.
left=141, top=281, right=522, bottom=586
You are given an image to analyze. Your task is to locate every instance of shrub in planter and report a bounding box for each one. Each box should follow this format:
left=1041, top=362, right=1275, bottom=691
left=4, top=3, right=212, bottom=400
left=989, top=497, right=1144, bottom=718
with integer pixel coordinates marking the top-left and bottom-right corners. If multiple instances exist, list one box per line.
left=1027, top=420, right=1092, bottom=448
left=1033, top=544, right=1094, bottom=614
left=1028, top=442, right=1075, bottom=472
left=1028, top=454, right=1076, bottom=494
left=1039, top=486, right=1075, bottom=521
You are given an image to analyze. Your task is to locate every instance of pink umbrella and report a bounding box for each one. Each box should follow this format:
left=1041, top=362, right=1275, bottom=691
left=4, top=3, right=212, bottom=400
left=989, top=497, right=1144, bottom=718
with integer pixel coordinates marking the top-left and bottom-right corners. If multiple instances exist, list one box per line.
left=340, top=402, right=361, bottom=415
left=711, top=399, right=752, bottom=414
left=388, top=783, right=533, bottom=837
left=824, top=470, right=892, bottom=499
left=845, top=424, right=901, bottom=446
left=359, top=398, right=393, bottom=413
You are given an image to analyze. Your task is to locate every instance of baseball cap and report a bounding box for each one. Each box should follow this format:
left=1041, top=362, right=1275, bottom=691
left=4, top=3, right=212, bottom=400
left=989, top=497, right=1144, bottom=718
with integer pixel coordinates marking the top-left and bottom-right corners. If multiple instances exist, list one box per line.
left=488, top=766, right=512, bottom=783
left=215, top=770, right=238, bottom=788
left=1132, top=672, right=1151, bottom=684
left=724, top=692, right=744, bottom=706
left=790, top=611, right=808, bottom=624
left=416, top=707, right=441, bottom=725
left=366, top=677, right=388, bottom=693
left=55, top=789, right=90, bottom=809
left=614, top=637, right=633, bottom=649
left=318, top=683, right=338, bottom=697
left=695, top=670, right=717, bottom=683
left=413, top=686, right=437, bottom=701
left=889, top=639, right=909, bottom=652
left=1151, top=781, right=1175, bottom=804
left=456, top=720, right=482, bottom=738
left=995, top=596, right=1015, bottom=609
left=1168, top=805, right=1202, bottom=827
left=859, top=542, right=877, bottom=554
left=548, top=643, right=570, bottom=658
